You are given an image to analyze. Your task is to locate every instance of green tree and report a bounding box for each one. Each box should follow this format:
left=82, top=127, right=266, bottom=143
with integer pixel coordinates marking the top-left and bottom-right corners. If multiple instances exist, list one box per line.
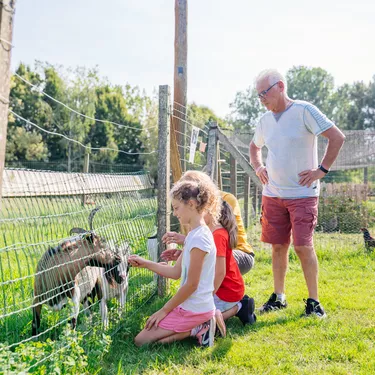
left=228, top=87, right=265, bottom=130
left=91, top=84, right=143, bottom=165
left=286, top=66, right=335, bottom=115
left=139, top=94, right=158, bottom=179
left=42, top=65, right=97, bottom=171
left=331, top=80, right=375, bottom=130
left=188, top=102, right=225, bottom=129
left=6, top=63, right=52, bottom=162
left=366, top=76, right=375, bottom=128
left=6, top=127, right=48, bottom=162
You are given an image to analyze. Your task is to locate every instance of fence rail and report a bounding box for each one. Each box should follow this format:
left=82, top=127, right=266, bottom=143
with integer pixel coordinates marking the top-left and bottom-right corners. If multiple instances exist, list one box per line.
left=2, top=169, right=153, bottom=197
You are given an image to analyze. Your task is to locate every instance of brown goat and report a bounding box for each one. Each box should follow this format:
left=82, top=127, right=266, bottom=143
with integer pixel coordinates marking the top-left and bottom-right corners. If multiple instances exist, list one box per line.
left=32, top=232, right=123, bottom=337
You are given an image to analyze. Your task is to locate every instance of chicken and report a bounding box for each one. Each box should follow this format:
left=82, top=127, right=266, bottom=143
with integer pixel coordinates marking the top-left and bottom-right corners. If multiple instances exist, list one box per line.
left=360, top=228, right=375, bottom=251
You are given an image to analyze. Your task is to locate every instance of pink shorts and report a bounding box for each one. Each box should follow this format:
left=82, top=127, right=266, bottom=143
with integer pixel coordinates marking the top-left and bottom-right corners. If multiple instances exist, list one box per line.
left=158, top=306, right=215, bottom=333
left=260, top=196, right=318, bottom=246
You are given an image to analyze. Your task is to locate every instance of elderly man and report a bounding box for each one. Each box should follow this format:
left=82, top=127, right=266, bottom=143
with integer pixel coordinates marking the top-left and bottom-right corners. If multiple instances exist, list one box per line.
left=250, top=69, right=345, bottom=317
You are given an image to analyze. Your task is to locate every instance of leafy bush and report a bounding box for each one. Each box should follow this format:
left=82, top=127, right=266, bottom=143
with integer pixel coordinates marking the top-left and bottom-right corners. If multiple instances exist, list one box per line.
left=0, top=325, right=111, bottom=375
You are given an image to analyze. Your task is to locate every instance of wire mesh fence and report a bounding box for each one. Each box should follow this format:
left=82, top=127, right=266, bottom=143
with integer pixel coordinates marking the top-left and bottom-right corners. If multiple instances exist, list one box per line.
left=218, top=128, right=375, bottom=251
left=0, top=168, right=158, bottom=371
left=170, top=100, right=209, bottom=172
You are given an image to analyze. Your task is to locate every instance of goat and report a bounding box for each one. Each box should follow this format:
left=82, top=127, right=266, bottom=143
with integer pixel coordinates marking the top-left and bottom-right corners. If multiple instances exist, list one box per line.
left=72, top=242, right=130, bottom=329
left=69, top=208, right=131, bottom=328
left=32, top=217, right=123, bottom=337
left=96, top=240, right=130, bottom=328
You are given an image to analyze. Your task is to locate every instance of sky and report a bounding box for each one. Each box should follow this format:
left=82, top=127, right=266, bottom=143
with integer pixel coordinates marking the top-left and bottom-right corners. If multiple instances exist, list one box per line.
left=10, top=0, right=375, bottom=118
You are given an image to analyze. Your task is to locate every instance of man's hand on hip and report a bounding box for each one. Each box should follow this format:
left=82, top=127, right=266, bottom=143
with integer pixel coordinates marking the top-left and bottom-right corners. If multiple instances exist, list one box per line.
left=256, top=165, right=269, bottom=185
left=298, top=168, right=326, bottom=187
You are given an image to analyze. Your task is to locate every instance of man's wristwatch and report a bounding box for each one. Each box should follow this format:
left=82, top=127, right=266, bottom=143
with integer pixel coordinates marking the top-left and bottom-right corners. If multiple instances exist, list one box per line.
left=318, top=164, right=329, bottom=174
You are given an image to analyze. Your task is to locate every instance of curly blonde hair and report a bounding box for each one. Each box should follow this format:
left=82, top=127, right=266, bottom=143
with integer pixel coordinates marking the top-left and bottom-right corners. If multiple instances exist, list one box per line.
left=171, top=172, right=222, bottom=224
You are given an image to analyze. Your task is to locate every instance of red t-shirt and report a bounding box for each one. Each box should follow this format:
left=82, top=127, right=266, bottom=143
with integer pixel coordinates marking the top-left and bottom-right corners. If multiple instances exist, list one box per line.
left=214, top=228, right=245, bottom=302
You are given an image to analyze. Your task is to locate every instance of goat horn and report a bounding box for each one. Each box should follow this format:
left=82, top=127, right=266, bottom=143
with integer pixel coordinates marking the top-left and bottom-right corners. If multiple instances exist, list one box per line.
left=88, top=206, right=102, bottom=231
left=70, top=227, right=88, bottom=235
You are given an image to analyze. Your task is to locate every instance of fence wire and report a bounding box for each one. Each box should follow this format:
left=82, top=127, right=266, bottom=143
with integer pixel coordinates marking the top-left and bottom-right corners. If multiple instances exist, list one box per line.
left=0, top=168, right=158, bottom=370
left=171, top=101, right=209, bottom=172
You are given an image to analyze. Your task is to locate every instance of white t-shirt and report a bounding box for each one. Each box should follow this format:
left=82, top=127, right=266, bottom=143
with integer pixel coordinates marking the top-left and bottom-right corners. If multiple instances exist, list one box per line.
left=252, top=100, right=334, bottom=198
left=179, top=225, right=216, bottom=313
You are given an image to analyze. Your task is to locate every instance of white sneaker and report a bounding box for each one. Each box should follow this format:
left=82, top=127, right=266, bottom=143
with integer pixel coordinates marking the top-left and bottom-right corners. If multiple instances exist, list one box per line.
left=196, top=316, right=216, bottom=347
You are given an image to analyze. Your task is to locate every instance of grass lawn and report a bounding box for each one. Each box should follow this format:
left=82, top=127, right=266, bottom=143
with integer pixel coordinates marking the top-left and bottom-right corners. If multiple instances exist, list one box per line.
left=101, top=230, right=375, bottom=375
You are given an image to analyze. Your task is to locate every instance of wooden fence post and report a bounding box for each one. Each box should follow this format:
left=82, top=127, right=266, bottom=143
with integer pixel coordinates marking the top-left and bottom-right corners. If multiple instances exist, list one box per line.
left=81, top=151, right=90, bottom=206
left=230, top=154, right=237, bottom=197
left=255, top=185, right=261, bottom=215
left=216, top=142, right=222, bottom=189
left=157, top=85, right=171, bottom=297
left=244, top=175, right=250, bottom=228
left=83, top=151, right=90, bottom=174
left=173, top=0, right=188, bottom=172
left=206, top=122, right=218, bottom=180
left=217, top=127, right=261, bottom=189
left=0, top=0, right=16, bottom=210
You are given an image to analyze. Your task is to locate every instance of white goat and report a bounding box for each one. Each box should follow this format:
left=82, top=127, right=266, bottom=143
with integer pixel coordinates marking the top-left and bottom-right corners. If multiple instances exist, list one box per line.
left=71, top=239, right=130, bottom=329
left=96, top=240, right=130, bottom=328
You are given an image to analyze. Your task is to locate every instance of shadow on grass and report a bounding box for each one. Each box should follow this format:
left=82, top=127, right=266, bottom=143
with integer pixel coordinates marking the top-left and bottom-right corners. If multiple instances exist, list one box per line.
left=101, top=294, right=248, bottom=374
left=101, top=295, right=310, bottom=374
left=211, top=337, right=233, bottom=360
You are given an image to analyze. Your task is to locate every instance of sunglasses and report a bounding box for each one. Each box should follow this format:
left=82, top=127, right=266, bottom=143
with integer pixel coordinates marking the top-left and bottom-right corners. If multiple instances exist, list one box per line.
left=258, top=81, right=280, bottom=99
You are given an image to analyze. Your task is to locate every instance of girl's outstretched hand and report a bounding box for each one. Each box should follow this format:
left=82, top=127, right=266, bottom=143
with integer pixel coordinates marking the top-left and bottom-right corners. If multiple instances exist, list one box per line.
left=160, top=248, right=182, bottom=261
left=128, top=254, right=148, bottom=268
left=145, top=308, right=168, bottom=330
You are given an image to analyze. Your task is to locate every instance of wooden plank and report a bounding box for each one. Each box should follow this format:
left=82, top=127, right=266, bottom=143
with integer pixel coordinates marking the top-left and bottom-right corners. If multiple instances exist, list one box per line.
left=217, top=127, right=262, bottom=189
left=2, top=169, right=153, bottom=197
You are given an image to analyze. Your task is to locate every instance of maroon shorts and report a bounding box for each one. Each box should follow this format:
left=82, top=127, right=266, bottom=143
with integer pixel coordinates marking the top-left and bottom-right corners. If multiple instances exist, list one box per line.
left=260, top=196, right=318, bottom=246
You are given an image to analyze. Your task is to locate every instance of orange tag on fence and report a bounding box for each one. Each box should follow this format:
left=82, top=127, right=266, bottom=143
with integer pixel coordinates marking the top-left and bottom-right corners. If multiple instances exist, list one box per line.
left=199, top=142, right=207, bottom=152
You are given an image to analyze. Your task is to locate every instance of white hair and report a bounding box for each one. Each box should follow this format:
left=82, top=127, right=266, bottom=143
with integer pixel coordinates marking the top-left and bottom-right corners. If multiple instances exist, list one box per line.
left=255, top=69, right=287, bottom=92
